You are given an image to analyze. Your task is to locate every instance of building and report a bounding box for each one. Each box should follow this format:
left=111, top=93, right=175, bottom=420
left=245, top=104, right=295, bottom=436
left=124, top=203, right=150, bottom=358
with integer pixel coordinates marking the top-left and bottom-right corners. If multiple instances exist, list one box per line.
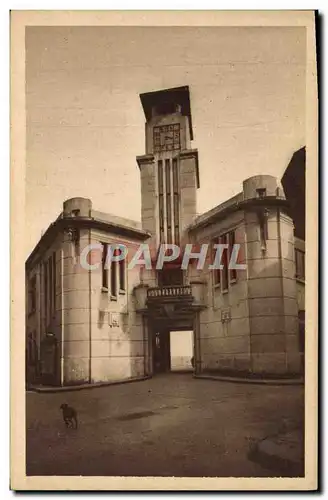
left=26, top=86, right=305, bottom=386
left=282, top=146, right=306, bottom=366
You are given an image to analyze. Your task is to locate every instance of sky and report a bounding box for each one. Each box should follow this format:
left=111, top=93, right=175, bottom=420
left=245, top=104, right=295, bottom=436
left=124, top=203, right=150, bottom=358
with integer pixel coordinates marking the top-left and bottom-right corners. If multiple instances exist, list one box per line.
left=26, top=26, right=306, bottom=257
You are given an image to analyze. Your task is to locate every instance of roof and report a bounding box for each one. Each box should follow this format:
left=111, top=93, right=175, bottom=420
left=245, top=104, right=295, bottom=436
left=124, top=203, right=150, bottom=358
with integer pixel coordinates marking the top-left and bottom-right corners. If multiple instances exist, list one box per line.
left=91, top=210, right=142, bottom=232
left=139, top=86, right=194, bottom=140
left=26, top=208, right=150, bottom=270
left=189, top=192, right=244, bottom=231
left=189, top=190, right=290, bottom=233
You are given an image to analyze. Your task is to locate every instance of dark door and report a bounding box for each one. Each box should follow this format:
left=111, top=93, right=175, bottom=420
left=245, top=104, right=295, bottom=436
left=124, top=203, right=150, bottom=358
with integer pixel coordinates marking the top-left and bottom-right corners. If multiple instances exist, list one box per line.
left=153, top=330, right=171, bottom=373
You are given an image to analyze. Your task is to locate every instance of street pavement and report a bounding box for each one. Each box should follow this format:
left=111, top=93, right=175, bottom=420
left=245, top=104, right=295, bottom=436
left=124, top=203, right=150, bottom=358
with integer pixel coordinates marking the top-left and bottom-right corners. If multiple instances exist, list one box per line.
left=26, top=374, right=304, bottom=477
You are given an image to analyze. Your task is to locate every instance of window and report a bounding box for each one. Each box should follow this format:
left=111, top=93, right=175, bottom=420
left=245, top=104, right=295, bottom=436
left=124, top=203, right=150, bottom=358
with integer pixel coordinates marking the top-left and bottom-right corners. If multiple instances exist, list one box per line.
left=212, top=237, right=221, bottom=286
left=102, top=243, right=108, bottom=289
left=295, top=249, right=305, bottom=281
left=258, top=209, right=269, bottom=251
left=158, top=160, right=164, bottom=243
left=256, top=188, right=266, bottom=198
left=110, top=258, right=117, bottom=298
left=165, top=159, right=172, bottom=244
left=259, top=217, right=268, bottom=250
left=228, top=231, right=237, bottom=282
left=173, top=158, right=180, bottom=245
left=212, top=230, right=237, bottom=292
left=221, top=238, right=229, bottom=291
left=71, top=209, right=80, bottom=217
left=42, top=253, right=57, bottom=320
left=119, top=254, right=126, bottom=293
left=28, top=276, right=36, bottom=315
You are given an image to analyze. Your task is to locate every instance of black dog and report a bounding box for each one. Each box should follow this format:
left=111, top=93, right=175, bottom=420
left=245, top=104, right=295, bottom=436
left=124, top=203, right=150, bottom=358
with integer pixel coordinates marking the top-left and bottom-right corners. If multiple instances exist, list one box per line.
left=60, top=403, right=78, bottom=429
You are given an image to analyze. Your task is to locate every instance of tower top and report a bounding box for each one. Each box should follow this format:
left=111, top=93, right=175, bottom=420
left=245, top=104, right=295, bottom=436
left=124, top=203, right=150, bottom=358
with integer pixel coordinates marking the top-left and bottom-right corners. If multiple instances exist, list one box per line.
left=139, top=86, right=193, bottom=140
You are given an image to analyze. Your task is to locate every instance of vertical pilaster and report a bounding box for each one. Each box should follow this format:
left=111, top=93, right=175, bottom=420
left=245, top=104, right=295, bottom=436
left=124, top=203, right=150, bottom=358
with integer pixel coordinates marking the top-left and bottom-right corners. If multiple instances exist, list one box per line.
left=179, top=150, right=199, bottom=236
left=61, top=197, right=93, bottom=385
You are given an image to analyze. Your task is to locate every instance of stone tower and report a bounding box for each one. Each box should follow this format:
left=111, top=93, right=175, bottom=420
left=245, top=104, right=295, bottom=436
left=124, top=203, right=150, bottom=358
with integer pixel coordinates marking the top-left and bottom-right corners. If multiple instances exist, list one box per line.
left=136, top=86, right=199, bottom=287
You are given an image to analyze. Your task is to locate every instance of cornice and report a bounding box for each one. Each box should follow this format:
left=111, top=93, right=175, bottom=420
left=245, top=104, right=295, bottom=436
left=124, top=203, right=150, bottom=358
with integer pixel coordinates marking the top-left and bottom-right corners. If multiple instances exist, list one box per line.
left=26, top=216, right=151, bottom=271
left=189, top=196, right=291, bottom=233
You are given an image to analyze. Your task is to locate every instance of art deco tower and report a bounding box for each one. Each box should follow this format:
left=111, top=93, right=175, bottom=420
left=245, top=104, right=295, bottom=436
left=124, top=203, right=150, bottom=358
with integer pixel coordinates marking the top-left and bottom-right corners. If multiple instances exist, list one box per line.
left=136, top=86, right=199, bottom=286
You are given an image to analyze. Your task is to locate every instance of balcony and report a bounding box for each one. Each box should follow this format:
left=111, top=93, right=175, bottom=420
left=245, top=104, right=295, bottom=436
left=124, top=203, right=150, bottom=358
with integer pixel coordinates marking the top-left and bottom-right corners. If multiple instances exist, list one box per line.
left=147, top=285, right=192, bottom=302
left=134, top=281, right=206, bottom=312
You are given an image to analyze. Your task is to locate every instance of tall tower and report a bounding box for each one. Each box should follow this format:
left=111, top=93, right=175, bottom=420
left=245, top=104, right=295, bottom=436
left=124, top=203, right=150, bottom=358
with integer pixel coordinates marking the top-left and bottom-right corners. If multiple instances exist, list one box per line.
left=136, top=86, right=199, bottom=286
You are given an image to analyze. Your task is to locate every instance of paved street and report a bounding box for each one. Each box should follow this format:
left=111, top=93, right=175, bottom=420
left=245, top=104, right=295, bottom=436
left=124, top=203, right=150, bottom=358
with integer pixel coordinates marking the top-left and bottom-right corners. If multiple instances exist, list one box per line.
left=26, top=374, right=304, bottom=477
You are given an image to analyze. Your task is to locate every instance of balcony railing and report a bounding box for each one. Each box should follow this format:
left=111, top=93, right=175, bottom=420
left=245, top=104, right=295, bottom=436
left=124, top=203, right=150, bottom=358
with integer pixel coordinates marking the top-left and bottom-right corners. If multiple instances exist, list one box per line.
left=147, top=285, right=192, bottom=300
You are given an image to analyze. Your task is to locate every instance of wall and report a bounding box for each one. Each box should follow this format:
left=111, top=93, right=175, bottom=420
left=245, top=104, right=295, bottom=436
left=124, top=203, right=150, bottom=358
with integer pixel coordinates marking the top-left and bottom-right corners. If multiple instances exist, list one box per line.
left=243, top=175, right=300, bottom=375
left=26, top=232, right=63, bottom=385
left=89, top=228, right=145, bottom=383
left=190, top=174, right=302, bottom=376
left=189, top=211, right=250, bottom=373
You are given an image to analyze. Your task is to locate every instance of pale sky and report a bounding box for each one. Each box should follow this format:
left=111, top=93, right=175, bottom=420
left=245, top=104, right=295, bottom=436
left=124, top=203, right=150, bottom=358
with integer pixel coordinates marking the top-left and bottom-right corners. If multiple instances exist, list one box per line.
left=26, top=26, right=306, bottom=257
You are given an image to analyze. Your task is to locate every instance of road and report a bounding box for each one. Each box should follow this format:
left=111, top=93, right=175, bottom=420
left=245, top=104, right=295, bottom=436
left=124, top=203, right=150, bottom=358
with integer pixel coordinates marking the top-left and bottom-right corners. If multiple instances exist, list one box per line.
left=26, top=374, right=304, bottom=477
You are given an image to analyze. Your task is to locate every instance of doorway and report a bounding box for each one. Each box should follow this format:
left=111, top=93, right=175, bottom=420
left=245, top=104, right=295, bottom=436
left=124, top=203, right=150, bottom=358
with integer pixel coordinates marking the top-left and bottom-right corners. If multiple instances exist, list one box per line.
left=170, top=330, right=193, bottom=371
left=152, top=328, right=194, bottom=374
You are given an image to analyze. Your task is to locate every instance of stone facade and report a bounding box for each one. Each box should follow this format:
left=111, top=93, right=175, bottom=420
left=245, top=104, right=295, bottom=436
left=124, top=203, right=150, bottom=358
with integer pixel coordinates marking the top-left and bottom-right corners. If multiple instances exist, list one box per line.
left=26, top=86, right=305, bottom=386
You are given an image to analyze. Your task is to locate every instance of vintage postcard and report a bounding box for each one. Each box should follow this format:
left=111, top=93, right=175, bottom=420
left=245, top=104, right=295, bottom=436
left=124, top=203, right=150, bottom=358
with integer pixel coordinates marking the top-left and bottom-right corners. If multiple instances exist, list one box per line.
left=11, top=10, right=318, bottom=490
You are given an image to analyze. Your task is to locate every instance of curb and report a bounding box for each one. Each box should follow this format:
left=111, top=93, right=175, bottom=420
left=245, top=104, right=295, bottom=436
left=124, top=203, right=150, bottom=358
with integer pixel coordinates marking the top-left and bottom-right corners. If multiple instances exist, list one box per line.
left=194, top=374, right=304, bottom=386
left=248, top=437, right=304, bottom=477
left=27, top=375, right=152, bottom=393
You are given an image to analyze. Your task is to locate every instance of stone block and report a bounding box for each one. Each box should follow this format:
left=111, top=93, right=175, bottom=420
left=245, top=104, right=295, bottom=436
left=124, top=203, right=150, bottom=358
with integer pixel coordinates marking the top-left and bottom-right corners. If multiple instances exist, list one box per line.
left=228, top=316, right=250, bottom=336
left=63, top=357, right=90, bottom=385
left=282, top=278, right=298, bottom=300
left=216, top=335, right=250, bottom=355
left=286, top=352, right=302, bottom=373
left=62, top=289, right=90, bottom=309
left=63, top=307, right=90, bottom=325
left=247, top=258, right=281, bottom=279
left=281, top=239, right=295, bottom=261
left=250, top=334, right=286, bottom=353
left=247, top=240, right=280, bottom=260
left=284, top=315, right=299, bottom=336
left=63, top=339, right=90, bottom=357
left=248, top=277, right=282, bottom=298
left=285, top=334, right=300, bottom=353
left=249, top=297, right=283, bottom=317
left=251, top=353, right=287, bottom=374
left=283, top=297, right=299, bottom=316
left=250, top=315, right=285, bottom=335
left=281, top=258, right=296, bottom=280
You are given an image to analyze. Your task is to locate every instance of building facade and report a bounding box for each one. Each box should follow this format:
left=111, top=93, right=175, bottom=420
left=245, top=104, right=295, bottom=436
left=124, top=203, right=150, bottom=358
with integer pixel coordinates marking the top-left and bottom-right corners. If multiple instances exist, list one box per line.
left=26, top=86, right=305, bottom=386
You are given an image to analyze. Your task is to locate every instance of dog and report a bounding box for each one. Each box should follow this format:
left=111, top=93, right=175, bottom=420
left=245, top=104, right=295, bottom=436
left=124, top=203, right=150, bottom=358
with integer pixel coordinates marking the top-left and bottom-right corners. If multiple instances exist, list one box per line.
left=60, top=403, right=78, bottom=429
